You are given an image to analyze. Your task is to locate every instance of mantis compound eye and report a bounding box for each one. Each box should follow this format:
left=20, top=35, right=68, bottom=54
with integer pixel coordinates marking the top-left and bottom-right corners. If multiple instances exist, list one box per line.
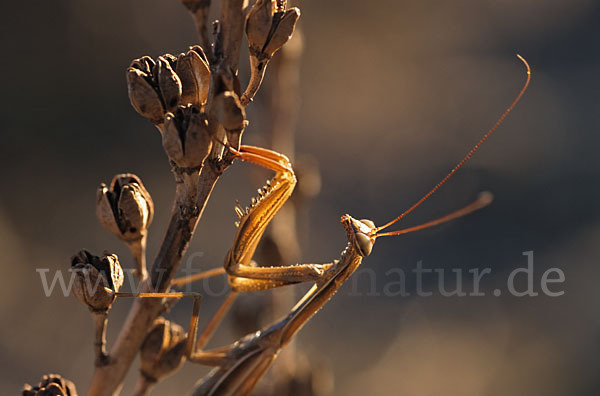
left=355, top=232, right=374, bottom=257
left=359, top=219, right=376, bottom=230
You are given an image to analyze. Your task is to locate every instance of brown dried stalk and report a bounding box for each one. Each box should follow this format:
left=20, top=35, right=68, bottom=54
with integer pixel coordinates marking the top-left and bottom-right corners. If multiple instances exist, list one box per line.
left=22, top=0, right=309, bottom=394
left=88, top=1, right=250, bottom=395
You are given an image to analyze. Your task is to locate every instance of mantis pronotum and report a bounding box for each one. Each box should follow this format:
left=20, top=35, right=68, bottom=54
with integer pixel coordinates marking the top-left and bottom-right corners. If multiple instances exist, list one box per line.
left=121, top=55, right=530, bottom=395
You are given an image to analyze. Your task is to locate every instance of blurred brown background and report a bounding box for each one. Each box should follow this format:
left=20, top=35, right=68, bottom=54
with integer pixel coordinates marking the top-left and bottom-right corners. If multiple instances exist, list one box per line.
left=1, top=0, right=599, bottom=395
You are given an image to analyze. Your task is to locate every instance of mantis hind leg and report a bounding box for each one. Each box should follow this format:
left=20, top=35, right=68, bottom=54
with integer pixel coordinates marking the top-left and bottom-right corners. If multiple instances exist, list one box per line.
left=118, top=291, right=237, bottom=367
left=187, top=292, right=239, bottom=366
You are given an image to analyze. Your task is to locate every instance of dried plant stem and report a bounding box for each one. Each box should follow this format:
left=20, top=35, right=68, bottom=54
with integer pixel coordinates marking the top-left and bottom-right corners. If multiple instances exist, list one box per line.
left=213, top=0, right=247, bottom=72
left=92, top=311, right=109, bottom=367
left=240, top=55, right=268, bottom=106
left=126, top=236, right=147, bottom=281
left=149, top=171, right=201, bottom=291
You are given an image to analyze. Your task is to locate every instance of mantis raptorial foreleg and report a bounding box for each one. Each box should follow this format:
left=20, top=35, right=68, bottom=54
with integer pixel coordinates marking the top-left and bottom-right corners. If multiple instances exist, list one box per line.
left=165, top=144, right=330, bottom=293
left=221, top=145, right=333, bottom=292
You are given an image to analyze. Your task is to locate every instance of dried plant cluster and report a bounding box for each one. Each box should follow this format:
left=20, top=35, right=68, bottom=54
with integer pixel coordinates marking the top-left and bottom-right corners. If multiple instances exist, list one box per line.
left=21, top=1, right=531, bottom=395
left=22, top=0, right=330, bottom=395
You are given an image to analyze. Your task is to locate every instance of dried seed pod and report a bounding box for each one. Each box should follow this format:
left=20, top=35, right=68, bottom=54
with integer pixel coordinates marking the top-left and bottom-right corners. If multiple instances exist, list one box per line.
left=126, top=65, right=164, bottom=125
left=262, top=7, right=300, bottom=58
left=176, top=45, right=210, bottom=108
left=246, top=0, right=273, bottom=51
left=242, top=0, right=300, bottom=105
left=215, top=91, right=247, bottom=149
left=139, top=317, right=188, bottom=383
left=163, top=104, right=213, bottom=169
left=71, top=250, right=124, bottom=365
left=127, top=53, right=182, bottom=125
left=96, top=173, right=154, bottom=242
left=96, top=174, right=153, bottom=280
left=22, top=374, right=78, bottom=396
left=157, top=56, right=183, bottom=112
left=71, top=250, right=123, bottom=313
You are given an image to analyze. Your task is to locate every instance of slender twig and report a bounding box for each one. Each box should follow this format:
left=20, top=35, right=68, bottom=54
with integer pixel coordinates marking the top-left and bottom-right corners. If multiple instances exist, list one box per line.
left=214, top=0, right=247, bottom=72
left=92, top=311, right=110, bottom=367
left=126, top=236, right=147, bottom=282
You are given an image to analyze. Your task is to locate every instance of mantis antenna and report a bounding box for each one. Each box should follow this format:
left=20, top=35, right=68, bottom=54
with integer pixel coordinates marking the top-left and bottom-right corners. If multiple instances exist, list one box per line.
left=375, top=55, right=531, bottom=234
left=376, top=191, right=493, bottom=237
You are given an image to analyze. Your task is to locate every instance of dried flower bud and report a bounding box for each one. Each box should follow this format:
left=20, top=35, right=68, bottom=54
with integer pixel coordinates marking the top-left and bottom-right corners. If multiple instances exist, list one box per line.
left=163, top=105, right=213, bottom=169
left=157, top=56, right=183, bottom=112
left=264, top=8, right=300, bottom=57
left=22, top=374, right=78, bottom=396
left=215, top=91, right=247, bottom=149
left=176, top=46, right=210, bottom=108
left=242, top=1, right=300, bottom=105
left=246, top=0, right=272, bottom=49
left=96, top=173, right=153, bottom=280
left=127, top=57, right=163, bottom=124
left=246, top=0, right=300, bottom=59
left=96, top=173, right=154, bottom=242
left=140, top=317, right=187, bottom=382
left=71, top=250, right=123, bottom=313
left=127, top=54, right=182, bottom=124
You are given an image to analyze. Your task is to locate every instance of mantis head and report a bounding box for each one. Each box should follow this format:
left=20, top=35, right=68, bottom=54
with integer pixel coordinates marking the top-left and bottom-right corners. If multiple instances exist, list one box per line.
left=342, top=216, right=377, bottom=257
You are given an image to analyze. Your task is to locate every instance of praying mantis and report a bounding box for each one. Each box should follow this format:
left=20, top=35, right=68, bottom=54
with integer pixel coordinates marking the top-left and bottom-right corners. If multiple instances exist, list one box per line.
left=117, top=55, right=530, bottom=395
